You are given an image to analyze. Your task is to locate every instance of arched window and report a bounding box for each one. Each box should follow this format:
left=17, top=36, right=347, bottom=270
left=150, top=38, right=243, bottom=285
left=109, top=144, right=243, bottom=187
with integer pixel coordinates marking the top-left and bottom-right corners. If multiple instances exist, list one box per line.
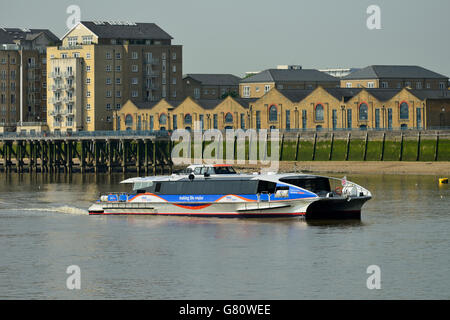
left=269, top=105, right=277, bottom=122
left=315, top=104, right=324, bottom=121
left=316, top=125, right=323, bottom=131
left=359, top=124, right=367, bottom=130
left=184, top=113, right=192, bottom=124
left=359, top=103, right=368, bottom=121
left=225, top=112, right=233, bottom=123
left=400, top=102, right=409, bottom=120
left=159, top=113, right=167, bottom=125
left=400, top=123, right=408, bottom=130
left=125, top=114, right=133, bottom=127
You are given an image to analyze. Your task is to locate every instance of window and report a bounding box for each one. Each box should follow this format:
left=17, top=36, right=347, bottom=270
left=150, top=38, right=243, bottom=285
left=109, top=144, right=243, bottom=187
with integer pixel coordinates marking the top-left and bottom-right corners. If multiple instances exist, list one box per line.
left=132, top=78, right=138, bottom=85
left=106, top=103, right=111, bottom=111
left=347, top=109, right=352, bottom=129
left=367, top=82, right=375, bottom=88
left=116, top=90, right=121, bottom=98
left=86, top=116, right=91, bottom=123
left=399, top=102, right=409, bottom=120
left=381, top=82, right=388, bottom=88
left=346, top=82, right=352, bottom=88
left=264, top=85, right=270, bottom=93
left=184, top=114, right=192, bottom=124
left=240, top=113, right=245, bottom=129
left=132, top=65, right=138, bottom=72
left=116, top=65, right=121, bottom=72
left=269, top=105, right=277, bottom=122
left=173, top=115, right=177, bottom=130
left=86, top=78, right=91, bottom=84
left=388, top=108, right=393, bottom=129
left=243, top=86, right=250, bottom=97
left=86, top=104, right=91, bottom=110
left=116, top=103, right=121, bottom=110
left=213, top=114, right=218, bottom=129
left=159, top=114, right=167, bottom=125
left=286, top=110, right=290, bottom=130
left=86, top=91, right=91, bottom=97
left=332, top=109, right=337, bottom=130
left=255, top=87, right=260, bottom=92
left=315, top=104, right=324, bottom=121
left=439, top=82, right=445, bottom=89
left=132, top=91, right=138, bottom=97
left=106, top=78, right=111, bottom=85
left=107, top=116, right=111, bottom=122
left=106, top=90, right=111, bottom=97
left=86, top=65, right=91, bottom=72
left=194, top=88, right=200, bottom=99
left=116, top=52, right=121, bottom=60
left=416, top=82, right=422, bottom=89
left=86, top=53, right=91, bottom=59
left=172, top=65, right=176, bottom=73
left=172, top=52, right=176, bottom=60
left=73, top=52, right=80, bottom=58
left=359, top=103, right=368, bottom=121
left=116, top=78, right=121, bottom=85
left=106, top=52, right=112, bottom=60
left=82, top=36, right=93, bottom=45
left=225, top=113, right=233, bottom=123
left=106, top=65, right=111, bottom=72
left=125, top=114, right=133, bottom=127
left=256, top=111, right=261, bottom=130
left=68, top=37, right=77, bottom=46
left=375, top=109, right=380, bottom=129
left=172, top=77, right=176, bottom=85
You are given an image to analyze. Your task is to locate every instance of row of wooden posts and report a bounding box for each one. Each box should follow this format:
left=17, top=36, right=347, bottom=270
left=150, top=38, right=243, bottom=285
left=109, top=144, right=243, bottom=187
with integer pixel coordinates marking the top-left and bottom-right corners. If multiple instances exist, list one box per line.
left=0, top=138, right=173, bottom=174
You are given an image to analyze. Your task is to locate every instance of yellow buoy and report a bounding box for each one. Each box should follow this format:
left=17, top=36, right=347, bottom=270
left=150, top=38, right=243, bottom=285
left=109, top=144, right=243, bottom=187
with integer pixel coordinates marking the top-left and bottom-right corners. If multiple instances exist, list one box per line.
left=439, top=178, right=448, bottom=184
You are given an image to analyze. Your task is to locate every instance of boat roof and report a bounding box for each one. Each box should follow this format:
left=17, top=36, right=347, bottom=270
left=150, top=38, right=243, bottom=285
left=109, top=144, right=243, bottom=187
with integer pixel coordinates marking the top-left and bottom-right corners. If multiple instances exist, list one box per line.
left=120, top=172, right=330, bottom=184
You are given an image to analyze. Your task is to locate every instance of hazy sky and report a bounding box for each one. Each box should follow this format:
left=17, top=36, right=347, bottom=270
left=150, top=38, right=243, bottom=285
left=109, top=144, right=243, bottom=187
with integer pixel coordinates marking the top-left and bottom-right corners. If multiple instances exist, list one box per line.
left=1, top=0, right=449, bottom=77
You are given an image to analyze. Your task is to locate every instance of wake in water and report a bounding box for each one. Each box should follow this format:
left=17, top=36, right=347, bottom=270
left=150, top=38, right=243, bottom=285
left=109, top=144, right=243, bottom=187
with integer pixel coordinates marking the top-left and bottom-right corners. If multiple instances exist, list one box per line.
left=5, top=206, right=89, bottom=215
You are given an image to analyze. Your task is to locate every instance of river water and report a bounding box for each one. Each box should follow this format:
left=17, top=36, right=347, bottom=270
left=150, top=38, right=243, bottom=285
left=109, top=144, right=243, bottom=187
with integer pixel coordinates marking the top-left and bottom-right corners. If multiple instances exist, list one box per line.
left=0, top=173, right=449, bottom=299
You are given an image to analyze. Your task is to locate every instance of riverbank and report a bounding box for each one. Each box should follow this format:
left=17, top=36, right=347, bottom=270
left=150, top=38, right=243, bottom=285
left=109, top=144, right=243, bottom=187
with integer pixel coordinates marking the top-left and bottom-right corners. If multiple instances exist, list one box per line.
left=234, top=161, right=450, bottom=176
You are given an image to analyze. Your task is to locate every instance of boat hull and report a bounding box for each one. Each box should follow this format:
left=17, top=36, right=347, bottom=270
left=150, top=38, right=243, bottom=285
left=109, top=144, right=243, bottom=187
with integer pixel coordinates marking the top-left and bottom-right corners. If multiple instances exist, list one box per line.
left=89, top=196, right=370, bottom=220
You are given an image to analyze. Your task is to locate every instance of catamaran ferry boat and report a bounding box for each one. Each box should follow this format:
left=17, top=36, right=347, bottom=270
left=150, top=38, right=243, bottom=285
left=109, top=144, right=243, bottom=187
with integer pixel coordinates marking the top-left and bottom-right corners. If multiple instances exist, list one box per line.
left=88, top=165, right=372, bottom=220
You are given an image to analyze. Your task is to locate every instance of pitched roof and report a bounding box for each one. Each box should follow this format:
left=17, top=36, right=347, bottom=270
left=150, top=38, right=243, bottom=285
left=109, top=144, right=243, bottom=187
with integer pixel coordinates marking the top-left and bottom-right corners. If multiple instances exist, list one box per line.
left=0, top=27, right=59, bottom=44
left=80, top=21, right=173, bottom=40
left=407, top=89, right=450, bottom=100
left=132, top=100, right=184, bottom=110
left=184, top=74, right=241, bottom=86
left=240, top=69, right=339, bottom=83
left=343, top=65, right=448, bottom=80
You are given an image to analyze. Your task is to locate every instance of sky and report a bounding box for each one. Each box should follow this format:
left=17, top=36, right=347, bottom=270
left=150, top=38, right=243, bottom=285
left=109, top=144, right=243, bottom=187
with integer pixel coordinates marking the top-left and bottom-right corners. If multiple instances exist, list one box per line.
left=1, top=0, right=449, bottom=77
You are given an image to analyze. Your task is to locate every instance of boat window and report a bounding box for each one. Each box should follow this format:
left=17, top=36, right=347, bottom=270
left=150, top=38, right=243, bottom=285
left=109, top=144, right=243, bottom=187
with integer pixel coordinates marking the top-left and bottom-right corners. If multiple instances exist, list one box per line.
left=257, top=180, right=277, bottom=194
left=155, top=182, right=161, bottom=193
left=154, top=180, right=259, bottom=195
left=214, top=166, right=237, bottom=174
left=133, top=181, right=154, bottom=190
left=279, top=176, right=331, bottom=194
left=193, top=167, right=202, bottom=175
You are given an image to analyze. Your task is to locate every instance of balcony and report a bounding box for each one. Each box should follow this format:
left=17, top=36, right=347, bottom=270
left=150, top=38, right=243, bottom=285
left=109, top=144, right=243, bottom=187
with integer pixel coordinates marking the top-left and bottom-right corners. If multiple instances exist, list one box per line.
left=64, top=83, right=74, bottom=91
left=27, top=63, right=40, bottom=69
left=51, top=97, right=62, bottom=104
left=52, top=84, right=63, bottom=91
left=144, top=71, right=159, bottom=78
left=50, top=72, right=62, bottom=79
left=27, top=87, right=40, bottom=93
left=144, top=58, right=159, bottom=65
left=64, top=71, right=74, bottom=78
left=63, top=96, right=74, bottom=104
left=145, top=83, right=159, bottom=90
